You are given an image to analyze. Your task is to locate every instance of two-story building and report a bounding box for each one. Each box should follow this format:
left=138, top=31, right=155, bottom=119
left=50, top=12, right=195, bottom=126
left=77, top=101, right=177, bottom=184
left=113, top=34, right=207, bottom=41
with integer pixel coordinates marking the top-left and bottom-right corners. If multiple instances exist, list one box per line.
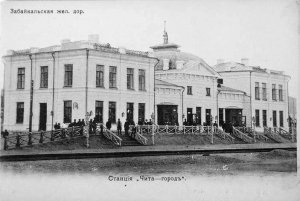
left=214, top=59, right=290, bottom=131
left=2, top=35, right=157, bottom=131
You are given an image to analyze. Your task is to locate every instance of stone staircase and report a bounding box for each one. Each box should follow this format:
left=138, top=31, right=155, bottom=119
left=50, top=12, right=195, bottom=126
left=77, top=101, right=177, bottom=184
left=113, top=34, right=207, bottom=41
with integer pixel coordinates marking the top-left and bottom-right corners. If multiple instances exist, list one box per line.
left=118, top=133, right=143, bottom=146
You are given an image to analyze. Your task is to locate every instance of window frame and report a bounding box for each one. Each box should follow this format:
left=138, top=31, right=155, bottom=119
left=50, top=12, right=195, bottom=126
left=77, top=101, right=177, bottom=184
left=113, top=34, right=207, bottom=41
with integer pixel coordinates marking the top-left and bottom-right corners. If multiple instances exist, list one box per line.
left=272, top=84, right=277, bottom=101
left=64, top=64, right=73, bottom=87
left=255, top=82, right=260, bottom=100
left=63, top=100, right=72, bottom=123
left=278, top=84, right=283, bottom=101
left=138, top=69, right=146, bottom=91
left=40, top=66, right=48, bottom=88
left=262, top=83, right=267, bottom=101
left=16, top=102, right=24, bottom=124
left=206, top=88, right=211, bottom=96
left=187, top=86, right=192, bottom=95
left=262, top=110, right=267, bottom=127
left=255, top=109, right=260, bottom=127
left=108, top=101, right=116, bottom=123
left=138, top=103, right=145, bottom=122
left=96, top=65, right=104, bottom=88
left=279, top=111, right=283, bottom=127
left=95, top=101, right=103, bottom=123
left=109, top=66, right=117, bottom=88
left=127, top=68, right=134, bottom=90
left=17, top=68, right=25, bottom=89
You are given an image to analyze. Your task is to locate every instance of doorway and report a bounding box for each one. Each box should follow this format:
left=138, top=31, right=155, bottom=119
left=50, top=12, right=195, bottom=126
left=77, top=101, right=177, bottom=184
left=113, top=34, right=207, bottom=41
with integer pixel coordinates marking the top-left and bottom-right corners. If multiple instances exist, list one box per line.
left=157, top=105, right=178, bottom=125
left=39, top=103, right=47, bottom=131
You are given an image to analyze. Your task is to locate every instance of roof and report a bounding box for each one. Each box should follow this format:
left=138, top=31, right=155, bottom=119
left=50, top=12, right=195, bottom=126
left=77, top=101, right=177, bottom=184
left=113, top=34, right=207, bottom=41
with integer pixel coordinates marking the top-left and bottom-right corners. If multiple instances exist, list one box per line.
left=155, top=79, right=184, bottom=88
left=4, top=40, right=152, bottom=58
left=214, top=62, right=287, bottom=76
left=218, top=85, right=246, bottom=94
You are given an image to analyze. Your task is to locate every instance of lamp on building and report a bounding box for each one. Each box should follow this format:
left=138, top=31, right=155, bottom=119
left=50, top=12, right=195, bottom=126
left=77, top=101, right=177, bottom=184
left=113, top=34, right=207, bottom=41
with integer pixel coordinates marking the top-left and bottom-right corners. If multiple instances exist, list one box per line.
left=122, top=112, right=125, bottom=117
left=270, top=117, right=272, bottom=121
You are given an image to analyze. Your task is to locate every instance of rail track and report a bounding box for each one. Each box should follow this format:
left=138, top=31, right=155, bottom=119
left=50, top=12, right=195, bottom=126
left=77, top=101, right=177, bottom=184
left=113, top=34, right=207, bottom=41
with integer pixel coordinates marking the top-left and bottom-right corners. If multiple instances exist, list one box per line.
left=0, top=143, right=296, bottom=162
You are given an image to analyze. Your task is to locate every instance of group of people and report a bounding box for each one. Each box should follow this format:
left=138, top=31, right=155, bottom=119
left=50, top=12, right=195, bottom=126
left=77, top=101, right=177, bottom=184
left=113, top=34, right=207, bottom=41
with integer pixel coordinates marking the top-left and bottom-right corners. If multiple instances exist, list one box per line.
left=116, top=118, right=137, bottom=136
left=220, top=121, right=234, bottom=134
left=183, top=119, right=217, bottom=127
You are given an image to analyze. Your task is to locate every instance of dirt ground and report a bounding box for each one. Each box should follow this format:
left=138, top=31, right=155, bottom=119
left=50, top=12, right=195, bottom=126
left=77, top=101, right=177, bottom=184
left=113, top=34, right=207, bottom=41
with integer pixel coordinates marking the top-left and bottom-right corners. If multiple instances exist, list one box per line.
left=0, top=149, right=296, bottom=175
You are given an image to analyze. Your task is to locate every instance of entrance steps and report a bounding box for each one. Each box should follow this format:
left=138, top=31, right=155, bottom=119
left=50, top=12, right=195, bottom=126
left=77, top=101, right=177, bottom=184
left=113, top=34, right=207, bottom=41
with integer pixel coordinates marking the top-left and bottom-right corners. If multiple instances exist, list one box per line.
left=117, top=133, right=143, bottom=146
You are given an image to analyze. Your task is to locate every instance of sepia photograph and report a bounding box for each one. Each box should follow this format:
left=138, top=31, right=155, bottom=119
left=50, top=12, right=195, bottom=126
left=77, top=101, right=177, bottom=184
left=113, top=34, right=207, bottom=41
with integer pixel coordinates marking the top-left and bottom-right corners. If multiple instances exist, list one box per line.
left=0, top=0, right=299, bottom=200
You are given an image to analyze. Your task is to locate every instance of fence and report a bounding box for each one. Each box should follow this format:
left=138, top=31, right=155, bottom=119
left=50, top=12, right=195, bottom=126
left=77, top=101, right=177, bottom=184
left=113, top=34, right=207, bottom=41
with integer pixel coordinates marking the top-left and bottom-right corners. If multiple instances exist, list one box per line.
left=136, top=125, right=215, bottom=135
left=3, top=126, right=83, bottom=150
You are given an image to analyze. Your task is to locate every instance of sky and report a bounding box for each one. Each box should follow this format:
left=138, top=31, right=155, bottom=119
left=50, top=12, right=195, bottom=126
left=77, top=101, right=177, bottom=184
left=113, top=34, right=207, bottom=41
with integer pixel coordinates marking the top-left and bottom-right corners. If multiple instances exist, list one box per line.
left=0, top=0, right=299, bottom=96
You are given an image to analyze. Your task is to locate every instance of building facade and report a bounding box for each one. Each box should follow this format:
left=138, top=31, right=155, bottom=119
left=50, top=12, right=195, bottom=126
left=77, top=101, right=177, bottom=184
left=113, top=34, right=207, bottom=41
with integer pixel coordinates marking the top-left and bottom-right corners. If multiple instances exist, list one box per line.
left=1, top=32, right=294, bottom=132
left=2, top=35, right=157, bottom=131
left=214, top=59, right=290, bottom=131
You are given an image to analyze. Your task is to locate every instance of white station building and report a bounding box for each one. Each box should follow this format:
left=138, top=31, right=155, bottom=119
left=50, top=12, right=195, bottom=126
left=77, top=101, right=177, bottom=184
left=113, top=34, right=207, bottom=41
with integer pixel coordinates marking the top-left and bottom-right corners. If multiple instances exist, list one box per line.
left=2, top=35, right=156, bottom=131
left=1, top=31, right=293, bottom=132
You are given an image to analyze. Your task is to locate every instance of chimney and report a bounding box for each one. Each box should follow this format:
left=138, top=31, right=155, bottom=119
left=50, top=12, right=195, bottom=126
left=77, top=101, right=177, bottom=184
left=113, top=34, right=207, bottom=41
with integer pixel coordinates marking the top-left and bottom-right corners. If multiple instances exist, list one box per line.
left=217, top=59, right=224, bottom=64
left=163, top=59, right=170, bottom=70
left=241, top=58, right=249, bottom=66
left=61, top=39, right=71, bottom=44
left=88, top=34, right=99, bottom=43
left=176, top=60, right=184, bottom=70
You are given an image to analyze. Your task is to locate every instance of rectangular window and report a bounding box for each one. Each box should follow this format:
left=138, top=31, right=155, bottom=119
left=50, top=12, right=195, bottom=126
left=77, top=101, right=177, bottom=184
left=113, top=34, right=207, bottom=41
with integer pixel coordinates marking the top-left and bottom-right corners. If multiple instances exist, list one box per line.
left=273, top=110, right=277, bottom=127
left=263, top=110, right=267, bottom=127
left=96, top=65, right=104, bottom=87
left=109, top=102, right=116, bottom=123
left=17, top=68, right=25, bottom=89
left=278, top=85, right=283, bottom=101
left=255, top=82, right=260, bottom=100
left=63, top=101, right=72, bottom=123
left=40, top=66, right=48, bottom=88
left=64, top=64, right=73, bottom=87
left=272, top=84, right=276, bottom=101
left=262, top=83, right=267, bottom=101
left=187, top=86, right=192, bottom=95
left=279, top=111, right=283, bottom=127
left=138, top=103, right=145, bottom=123
left=127, top=68, right=134, bottom=90
left=127, top=102, right=134, bottom=122
left=95, top=101, right=103, bottom=123
left=109, top=66, right=117, bottom=88
left=206, top=88, right=211, bottom=96
left=16, top=102, right=24, bottom=123
left=139, top=69, right=146, bottom=91
left=255, top=110, right=260, bottom=127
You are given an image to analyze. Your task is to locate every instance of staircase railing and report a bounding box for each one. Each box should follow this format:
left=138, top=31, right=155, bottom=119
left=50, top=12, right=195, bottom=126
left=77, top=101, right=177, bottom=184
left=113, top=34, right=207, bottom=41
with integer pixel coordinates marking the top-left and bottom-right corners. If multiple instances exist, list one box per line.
left=277, top=127, right=293, bottom=140
left=96, top=124, right=122, bottom=146
left=235, top=126, right=268, bottom=142
left=232, top=127, right=253, bottom=143
left=214, top=127, right=234, bottom=141
left=263, top=127, right=284, bottom=143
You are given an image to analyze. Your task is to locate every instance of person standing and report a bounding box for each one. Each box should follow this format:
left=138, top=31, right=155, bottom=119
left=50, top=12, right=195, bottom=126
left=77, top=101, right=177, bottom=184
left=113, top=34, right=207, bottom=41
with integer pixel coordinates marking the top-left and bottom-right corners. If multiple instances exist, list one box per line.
left=117, top=119, right=122, bottom=135
left=124, top=119, right=129, bottom=136
left=106, top=119, right=111, bottom=130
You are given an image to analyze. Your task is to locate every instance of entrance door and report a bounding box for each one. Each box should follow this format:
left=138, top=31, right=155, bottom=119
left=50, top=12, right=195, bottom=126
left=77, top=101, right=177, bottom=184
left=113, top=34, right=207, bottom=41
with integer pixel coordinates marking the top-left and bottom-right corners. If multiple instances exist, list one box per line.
left=187, top=108, right=193, bottom=125
left=196, top=107, right=201, bottom=125
left=39, top=103, right=47, bottom=131
left=157, top=105, right=178, bottom=125
left=205, top=109, right=211, bottom=125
